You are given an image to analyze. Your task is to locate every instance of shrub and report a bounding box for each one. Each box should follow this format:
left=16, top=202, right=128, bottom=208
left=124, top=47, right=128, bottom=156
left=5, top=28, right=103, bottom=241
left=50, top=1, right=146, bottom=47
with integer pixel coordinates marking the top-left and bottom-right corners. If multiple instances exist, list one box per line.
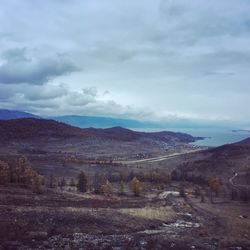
left=100, top=180, right=113, bottom=196
left=130, top=177, right=143, bottom=196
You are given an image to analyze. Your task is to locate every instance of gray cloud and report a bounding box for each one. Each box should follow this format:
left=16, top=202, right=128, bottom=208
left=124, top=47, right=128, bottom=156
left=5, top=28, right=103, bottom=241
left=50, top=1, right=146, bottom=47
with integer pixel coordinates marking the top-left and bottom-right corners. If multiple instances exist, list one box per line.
left=0, top=48, right=78, bottom=85
left=0, top=82, right=151, bottom=121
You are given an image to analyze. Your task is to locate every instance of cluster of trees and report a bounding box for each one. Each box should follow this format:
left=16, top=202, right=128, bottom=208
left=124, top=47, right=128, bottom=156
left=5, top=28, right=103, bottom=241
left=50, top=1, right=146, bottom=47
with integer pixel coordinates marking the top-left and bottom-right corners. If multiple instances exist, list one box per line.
left=101, top=169, right=170, bottom=186
left=64, top=168, right=170, bottom=196
left=207, top=177, right=221, bottom=203
left=231, top=186, right=250, bottom=202
left=0, top=156, right=43, bottom=194
left=75, top=171, right=144, bottom=196
left=171, top=169, right=207, bottom=185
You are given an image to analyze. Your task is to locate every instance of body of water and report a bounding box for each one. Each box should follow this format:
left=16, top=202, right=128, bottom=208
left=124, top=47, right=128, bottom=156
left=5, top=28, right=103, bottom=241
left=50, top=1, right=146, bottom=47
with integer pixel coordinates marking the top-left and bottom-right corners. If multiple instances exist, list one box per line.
left=187, top=129, right=250, bottom=147
left=132, top=127, right=250, bottom=147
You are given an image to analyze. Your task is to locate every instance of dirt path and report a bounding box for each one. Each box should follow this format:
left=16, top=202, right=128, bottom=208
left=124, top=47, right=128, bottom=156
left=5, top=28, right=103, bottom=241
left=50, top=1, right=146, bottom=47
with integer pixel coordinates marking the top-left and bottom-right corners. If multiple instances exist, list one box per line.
left=184, top=196, right=229, bottom=236
left=229, top=172, right=250, bottom=189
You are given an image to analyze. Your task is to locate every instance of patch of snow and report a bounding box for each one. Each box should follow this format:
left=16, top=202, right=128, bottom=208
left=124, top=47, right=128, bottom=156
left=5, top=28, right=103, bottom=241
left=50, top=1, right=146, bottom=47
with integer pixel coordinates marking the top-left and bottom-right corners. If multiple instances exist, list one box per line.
left=163, top=220, right=200, bottom=228
left=159, top=191, right=180, bottom=199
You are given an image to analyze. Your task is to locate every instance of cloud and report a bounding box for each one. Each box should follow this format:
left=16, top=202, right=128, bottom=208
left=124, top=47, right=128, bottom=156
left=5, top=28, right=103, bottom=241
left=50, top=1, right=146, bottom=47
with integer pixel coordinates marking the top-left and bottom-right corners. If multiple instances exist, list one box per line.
left=23, top=84, right=68, bottom=101
left=0, top=48, right=78, bottom=85
left=0, top=81, right=156, bottom=121
left=0, top=0, right=250, bottom=126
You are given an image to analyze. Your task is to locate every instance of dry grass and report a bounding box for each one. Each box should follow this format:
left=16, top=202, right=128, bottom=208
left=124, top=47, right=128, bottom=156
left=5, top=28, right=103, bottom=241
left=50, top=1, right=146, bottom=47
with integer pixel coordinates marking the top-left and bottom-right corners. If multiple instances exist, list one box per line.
left=218, top=218, right=250, bottom=247
left=226, top=217, right=250, bottom=240
left=119, top=206, right=176, bottom=221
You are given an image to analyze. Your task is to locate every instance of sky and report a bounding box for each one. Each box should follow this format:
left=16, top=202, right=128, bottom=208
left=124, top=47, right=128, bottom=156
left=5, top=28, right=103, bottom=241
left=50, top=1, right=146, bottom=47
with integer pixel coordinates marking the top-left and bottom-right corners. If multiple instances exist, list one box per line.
left=0, top=0, right=250, bottom=128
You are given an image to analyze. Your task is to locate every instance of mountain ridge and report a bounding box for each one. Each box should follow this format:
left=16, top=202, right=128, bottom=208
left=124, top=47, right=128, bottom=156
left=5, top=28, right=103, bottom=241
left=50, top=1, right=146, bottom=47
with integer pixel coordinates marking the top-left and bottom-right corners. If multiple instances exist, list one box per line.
left=51, top=115, right=161, bottom=129
left=0, top=109, right=40, bottom=120
left=0, top=118, right=200, bottom=143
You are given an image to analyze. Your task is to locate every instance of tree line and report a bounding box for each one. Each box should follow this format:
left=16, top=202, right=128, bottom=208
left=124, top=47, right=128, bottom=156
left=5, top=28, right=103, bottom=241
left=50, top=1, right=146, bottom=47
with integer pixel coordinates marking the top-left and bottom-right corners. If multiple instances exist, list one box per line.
left=0, top=156, right=43, bottom=194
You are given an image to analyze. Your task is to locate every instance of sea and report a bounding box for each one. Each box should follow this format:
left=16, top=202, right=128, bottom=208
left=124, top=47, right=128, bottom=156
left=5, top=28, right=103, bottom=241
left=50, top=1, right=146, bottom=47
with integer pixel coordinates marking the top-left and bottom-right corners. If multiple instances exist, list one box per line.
left=132, top=128, right=250, bottom=147
left=185, top=129, right=250, bottom=147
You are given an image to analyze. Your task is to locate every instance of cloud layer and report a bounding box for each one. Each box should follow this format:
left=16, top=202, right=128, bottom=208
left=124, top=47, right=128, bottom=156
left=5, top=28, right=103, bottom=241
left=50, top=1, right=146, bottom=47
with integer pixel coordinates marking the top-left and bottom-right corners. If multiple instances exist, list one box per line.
left=0, top=49, right=78, bottom=84
left=0, top=0, right=250, bottom=127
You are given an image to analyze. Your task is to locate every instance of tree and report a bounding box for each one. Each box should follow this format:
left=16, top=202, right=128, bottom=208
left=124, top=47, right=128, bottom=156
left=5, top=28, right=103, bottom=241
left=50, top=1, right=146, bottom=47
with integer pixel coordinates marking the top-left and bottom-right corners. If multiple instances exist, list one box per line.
left=200, top=189, right=206, bottom=203
left=194, top=186, right=201, bottom=198
left=100, top=180, right=113, bottom=196
left=69, top=178, right=76, bottom=187
left=31, top=174, right=43, bottom=194
left=58, top=177, right=67, bottom=190
left=0, top=160, right=10, bottom=184
left=48, top=174, right=56, bottom=188
left=77, top=171, right=88, bottom=193
left=130, top=177, right=143, bottom=196
left=93, top=172, right=105, bottom=194
left=207, top=177, right=220, bottom=203
left=119, top=180, right=125, bottom=195
left=179, top=185, right=186, bottom=198
left=0, top=157, right=43, bottom=189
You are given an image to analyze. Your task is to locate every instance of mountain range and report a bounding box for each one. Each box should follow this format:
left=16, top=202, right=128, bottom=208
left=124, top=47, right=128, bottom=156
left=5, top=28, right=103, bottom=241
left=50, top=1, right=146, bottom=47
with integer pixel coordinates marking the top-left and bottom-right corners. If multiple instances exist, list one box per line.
left=0, top=109, right=40, bottom=120
left=0, top=118, right=200, bottom=143
left=0, top=109, right=160, bottom=129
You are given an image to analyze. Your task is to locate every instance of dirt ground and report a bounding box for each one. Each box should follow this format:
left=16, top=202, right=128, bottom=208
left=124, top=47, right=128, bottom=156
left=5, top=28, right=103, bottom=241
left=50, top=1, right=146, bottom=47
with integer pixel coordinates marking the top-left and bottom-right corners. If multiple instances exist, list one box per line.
left=0, top=185, right=250, bottom=250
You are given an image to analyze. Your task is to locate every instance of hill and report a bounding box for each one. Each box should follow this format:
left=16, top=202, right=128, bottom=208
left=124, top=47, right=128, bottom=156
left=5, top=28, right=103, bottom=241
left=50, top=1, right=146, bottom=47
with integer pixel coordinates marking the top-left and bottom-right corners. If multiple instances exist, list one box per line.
left=0, top=109, right=40, bottom=120
left=0, top=118, right=89, bottom=140
left=234, top=137, right=250, bottom=146
left=176, top=137, right=250, bottom=182
left=0, top=118, right=199, bottom=143
left=83, top=126, right=199, bottom=143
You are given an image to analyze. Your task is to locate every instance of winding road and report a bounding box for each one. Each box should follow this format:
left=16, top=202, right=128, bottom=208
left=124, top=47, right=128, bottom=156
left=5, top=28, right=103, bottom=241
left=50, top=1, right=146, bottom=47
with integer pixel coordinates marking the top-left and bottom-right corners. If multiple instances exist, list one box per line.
left=229, top=172, right=250, bottom=189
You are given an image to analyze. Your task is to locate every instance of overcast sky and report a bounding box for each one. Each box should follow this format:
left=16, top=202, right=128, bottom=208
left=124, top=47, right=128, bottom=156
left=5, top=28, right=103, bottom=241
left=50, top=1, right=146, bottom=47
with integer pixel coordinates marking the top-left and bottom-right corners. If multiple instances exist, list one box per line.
left=0, top=0, right=250, bottom=127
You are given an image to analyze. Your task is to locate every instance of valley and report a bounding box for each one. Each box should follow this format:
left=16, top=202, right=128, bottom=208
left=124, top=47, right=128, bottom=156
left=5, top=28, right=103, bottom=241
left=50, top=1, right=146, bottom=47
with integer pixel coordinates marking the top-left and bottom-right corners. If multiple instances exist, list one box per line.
left=0, top=118, right=249, bottom=249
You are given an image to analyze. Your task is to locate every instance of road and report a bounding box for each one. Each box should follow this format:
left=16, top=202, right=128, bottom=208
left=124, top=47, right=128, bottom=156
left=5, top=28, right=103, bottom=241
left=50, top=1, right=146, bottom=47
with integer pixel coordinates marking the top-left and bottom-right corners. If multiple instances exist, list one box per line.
left=115, top=148, right=205, bottom=164
left=229, top=172, right=250, bottom=189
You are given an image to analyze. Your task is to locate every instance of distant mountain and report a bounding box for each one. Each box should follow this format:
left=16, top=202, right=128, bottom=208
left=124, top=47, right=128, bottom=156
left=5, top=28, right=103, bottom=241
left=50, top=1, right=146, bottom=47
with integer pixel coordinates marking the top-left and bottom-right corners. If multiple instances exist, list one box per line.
left=52, top=115, right=161, bottom=129
left=0, top=109, right=40, bottom=120
left=0, top=110, right=235, bottom=131
left=0, top=118, right=199, bottom=143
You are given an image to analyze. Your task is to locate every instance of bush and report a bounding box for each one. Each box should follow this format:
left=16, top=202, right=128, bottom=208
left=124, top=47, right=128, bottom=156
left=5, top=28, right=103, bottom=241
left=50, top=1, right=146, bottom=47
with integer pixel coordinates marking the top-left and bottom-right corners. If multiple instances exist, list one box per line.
left=130, top=177, right=143, bottom=196
left=100, top=180, right=113, bottom=196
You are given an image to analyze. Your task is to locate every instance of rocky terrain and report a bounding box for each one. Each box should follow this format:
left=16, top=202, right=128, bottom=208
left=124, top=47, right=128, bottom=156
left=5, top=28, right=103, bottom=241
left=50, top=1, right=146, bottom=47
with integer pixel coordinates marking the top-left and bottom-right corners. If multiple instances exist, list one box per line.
left=0, top=183, right=249, bottom=250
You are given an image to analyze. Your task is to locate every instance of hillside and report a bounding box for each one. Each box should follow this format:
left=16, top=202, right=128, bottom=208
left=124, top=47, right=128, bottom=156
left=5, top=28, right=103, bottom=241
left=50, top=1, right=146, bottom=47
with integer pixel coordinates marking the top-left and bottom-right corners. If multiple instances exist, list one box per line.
left=234, top=137, right=250, bottom=146
left=0, top=109, right=40, bottom=120
left=0, top=118, right=89, bottom=140
left=83, top=126, right=200, bottom=143
left=176, top=137, right=250, bottom=181
left=0, top=118, right=199, bottom=143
